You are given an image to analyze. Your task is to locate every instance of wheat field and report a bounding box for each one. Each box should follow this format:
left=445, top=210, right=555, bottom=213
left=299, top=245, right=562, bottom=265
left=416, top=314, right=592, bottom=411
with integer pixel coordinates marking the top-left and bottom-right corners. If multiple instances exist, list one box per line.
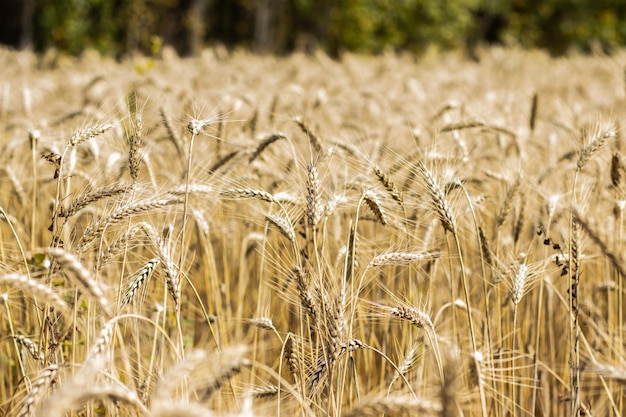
left=1, top=45, right=626, bottom=417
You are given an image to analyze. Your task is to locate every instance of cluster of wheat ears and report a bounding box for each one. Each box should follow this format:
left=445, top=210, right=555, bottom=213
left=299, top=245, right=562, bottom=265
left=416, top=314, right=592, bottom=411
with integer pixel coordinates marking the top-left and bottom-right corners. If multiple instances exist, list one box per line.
left=1, top=46, right=626, bottom=417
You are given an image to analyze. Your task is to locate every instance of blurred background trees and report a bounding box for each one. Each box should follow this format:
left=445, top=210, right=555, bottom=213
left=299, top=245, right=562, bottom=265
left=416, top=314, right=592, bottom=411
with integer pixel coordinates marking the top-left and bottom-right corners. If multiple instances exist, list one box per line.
left=0, top=0, right=624, bottom=57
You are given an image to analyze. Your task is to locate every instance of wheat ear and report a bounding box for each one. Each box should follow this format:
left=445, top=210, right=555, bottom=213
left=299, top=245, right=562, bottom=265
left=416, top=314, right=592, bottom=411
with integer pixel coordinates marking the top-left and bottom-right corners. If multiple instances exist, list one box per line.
left=0, top=274, right=68, bottom=313
left=77, top=197, right=182, bottom=251
left=120, top=258, right=161, bottom=308
left=17, top=365, right=59, bottom=417
left=42, top=247, right=110, bottom=316
left=343, top=395, right=442, bottom=417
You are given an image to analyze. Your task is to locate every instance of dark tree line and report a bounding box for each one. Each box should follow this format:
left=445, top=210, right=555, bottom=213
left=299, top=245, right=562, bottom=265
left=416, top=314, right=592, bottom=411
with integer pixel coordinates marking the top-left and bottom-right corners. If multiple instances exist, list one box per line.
left=0, top=0, right=624, bottom=57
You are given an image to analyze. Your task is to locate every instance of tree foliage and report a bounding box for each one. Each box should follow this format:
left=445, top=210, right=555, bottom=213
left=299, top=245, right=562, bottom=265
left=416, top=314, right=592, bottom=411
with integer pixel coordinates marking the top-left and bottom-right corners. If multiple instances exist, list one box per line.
left=3, top=0, right=626, bottom=56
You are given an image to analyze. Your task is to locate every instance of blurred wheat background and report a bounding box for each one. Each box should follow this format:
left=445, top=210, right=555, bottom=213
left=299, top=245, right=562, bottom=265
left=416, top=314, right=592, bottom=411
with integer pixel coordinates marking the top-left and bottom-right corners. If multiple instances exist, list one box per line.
left=1, top=45, right=626, bottom=416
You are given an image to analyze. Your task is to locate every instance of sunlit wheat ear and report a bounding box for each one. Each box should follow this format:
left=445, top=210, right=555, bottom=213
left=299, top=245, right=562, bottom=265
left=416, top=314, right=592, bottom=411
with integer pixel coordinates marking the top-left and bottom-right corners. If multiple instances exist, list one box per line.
left=390, top=305, right=435, bottom=331
left=128, top=113, right=144, bottom=182
left=248, top=132, right=287, bottom=163
left=266, top=213, right=296, bottom=243
left=571, top=206, right=626, bottom=278
left=588, top=362, right=626, bottom=382
left=0, top=274, right=68, bottom=313
left=415, top=160, right=456, bottom=234
left=156, top=346, right=250, bottom=402
left=611, top=151, right=623, bottom=187
left=208, top=150, right=240, bottom=175
left=69, top=123, right=115, bottom=147
left=390, top=344, right=420, bottom=388
left=294, top=266, right=319, bottom=322
left=441, top=119, right=485, bottom=133
left=77, top=196, right=182, bottom=251
left=306, top=162, right=324, bottom=230
left=510, top=261, right=529, bottom=305
left=42, top=247, right=110, bottom=316
left=284, top=333, right=304, bottom=384
left=98, top=221, right=159, bottom=266
left=120, top=257, right=160, bottom=308
left=221, top=187, right=276, bottom=203
left=478, top=227, right=493, bottom=268
left=62, top=184, right=133, bottom=218
left=529, top=92, right=538, bottom=132
left=250, top=384, right=280, bottom=399
left=156, top=238, right=181, bottom=310
left=373, top=165, right=404, bottom=207
left=17, top=364, right=59, bottom=417
left=160, top=106, right=184, bottom=159
left=309, top=339, right=367, bottom=393
left=44, top=384, right=145, bottom=417
left=343, top=395, right=442, bottom=417
left=247, top=317, right=277, bottom=332
left=13, top=335, right=43, bottom=361
left=577, top=126, right=616, bottom=173
left=4, top=165, right=27, bottom=206
left=366, top=250, right=439, bottom=270
left=327, top=287, right=348, bottom=362
left=362, top=189, right=387, bottom=225
left=89, top=317, right=116, bottom=358
left=294, top=116, right=323, bottom=154
left=496, top=175, right=521, bottom=228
